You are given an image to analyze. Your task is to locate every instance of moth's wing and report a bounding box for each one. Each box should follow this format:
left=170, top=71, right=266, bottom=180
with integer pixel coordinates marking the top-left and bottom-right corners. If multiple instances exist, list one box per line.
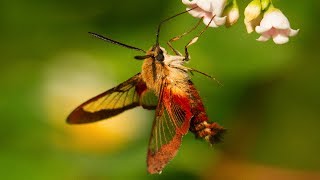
left=67, top=73, right=157, bottom=124
left=140, top=87, right=158, bottom=110
left=147, top=80, right=193, bottom=174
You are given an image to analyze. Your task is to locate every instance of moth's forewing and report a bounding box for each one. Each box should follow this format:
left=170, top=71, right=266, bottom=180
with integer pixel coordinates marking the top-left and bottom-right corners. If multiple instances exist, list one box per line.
left=67, top=73, right=156, bottom=124
left=147, top=81, right=193, bottom=174
left=187, top=80, right=226, bottom=144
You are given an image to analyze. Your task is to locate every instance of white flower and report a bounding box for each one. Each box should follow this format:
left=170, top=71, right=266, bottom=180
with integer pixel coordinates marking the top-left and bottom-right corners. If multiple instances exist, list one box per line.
left=255, top=7, right=299, bottom=44
left=182, top=0, right=227, bottom=27
left=223, top=0, right=239, bottom=27
left=244, top=0, right=262, bottom=33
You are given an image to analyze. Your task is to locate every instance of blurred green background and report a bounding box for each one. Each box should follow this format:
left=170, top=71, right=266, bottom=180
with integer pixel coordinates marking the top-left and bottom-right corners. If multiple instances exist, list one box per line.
left=1, top=0, right=319, bottom=179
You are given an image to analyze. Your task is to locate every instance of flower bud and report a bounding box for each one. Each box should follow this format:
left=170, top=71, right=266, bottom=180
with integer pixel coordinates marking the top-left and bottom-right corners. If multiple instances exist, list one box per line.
left=244, top=0, right=262, bottom=33
left=244, top=14, right=263, bottom=33
left=261, top=0, right=270, bottom=10
left=223, top=0, right=240, bottom=27
left=244, top=0, right=261, bottom=22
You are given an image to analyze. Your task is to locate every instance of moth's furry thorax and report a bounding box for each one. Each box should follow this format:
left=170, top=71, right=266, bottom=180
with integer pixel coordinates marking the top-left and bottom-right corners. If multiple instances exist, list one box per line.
left=141, top=46, right=190, bottom=95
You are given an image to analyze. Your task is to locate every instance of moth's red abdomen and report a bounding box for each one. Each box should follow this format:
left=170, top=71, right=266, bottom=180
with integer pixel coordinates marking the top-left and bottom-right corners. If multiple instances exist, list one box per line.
left=187, top=80, right=226, bottom=144
left=188, top=81, right=209, bottom=124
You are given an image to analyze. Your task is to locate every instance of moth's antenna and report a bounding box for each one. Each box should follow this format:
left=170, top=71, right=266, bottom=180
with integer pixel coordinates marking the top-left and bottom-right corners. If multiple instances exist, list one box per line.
left=89, top=32, right=146, bottom=53
left=155, top=7, right=197, bottom=47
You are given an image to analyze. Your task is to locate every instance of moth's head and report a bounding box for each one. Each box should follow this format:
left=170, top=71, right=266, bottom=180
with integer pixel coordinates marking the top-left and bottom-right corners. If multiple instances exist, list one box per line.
left=134, top=45, right=165, bottom=62
left=151, top=45, right=165, bottom=62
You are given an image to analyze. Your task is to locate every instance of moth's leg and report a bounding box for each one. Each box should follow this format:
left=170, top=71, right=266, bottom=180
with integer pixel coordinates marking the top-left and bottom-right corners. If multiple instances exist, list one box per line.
left=167, top=18, right=203, bottom=56
left=184, top=16, right=215, bottom=61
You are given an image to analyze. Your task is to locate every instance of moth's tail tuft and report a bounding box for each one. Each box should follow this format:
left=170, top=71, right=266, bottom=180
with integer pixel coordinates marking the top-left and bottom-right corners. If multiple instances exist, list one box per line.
left=190, top=121, right=226, bottom=145
left=208, top=126, right=226, bottom=145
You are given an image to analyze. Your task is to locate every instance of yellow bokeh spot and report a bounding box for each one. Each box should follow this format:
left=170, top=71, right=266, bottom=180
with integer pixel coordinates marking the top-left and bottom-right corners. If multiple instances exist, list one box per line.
left=43, top=53, right=147, bottom=153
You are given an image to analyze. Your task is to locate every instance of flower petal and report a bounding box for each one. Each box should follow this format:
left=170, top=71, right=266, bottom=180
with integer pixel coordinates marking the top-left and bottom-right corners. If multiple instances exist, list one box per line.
left=211, top=0, right=227, bottom=16
left=196, top=0, right=212, bottom=12
left=257, top=34, right=271, bottom=42
left=259, top=15, right=273, bottom=32
left=272, top=33, right=289, bottom=44
left=188, top=8, right=207, bottom=18
left=182, top=0, right=198, bottom=6
left=225, top=8, right=239, bottom=27
left=244, top=19, right=254, bottom=33
left=255, top=25, right=270, bottom=34
left=289, top=29, right=299, bottom=37
left=214, top=16, right=226, bottom=26
left=203, top=16, right=218, bottom=27
left=244, top=0, right=262, bottom=22
left=270, top=11, right=290, bottom=30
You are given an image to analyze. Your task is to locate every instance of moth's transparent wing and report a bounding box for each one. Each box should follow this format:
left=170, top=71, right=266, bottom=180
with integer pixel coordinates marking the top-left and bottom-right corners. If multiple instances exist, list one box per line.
left=147, top=81, right=193, bottom=174
left=67, top=73, right=156, bottom=124
left=140, top=89, right=158, bottom=110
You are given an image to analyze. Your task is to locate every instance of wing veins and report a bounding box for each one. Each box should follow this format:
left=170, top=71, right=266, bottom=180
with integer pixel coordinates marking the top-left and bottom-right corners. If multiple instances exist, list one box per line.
left=96, top=94, right=111, bottom=109
left=100, top=91, right=121, bottom=110
left=174, top=104, right=184, bottom=126
left=122, top=89, right=130, bottom=107
left=158, top=115, right=163, bottom=150
left=160, top=112, right=167, bottom=144
left=155, top=115, right=159, bottom=152
left=112, top=91, right=125, bottom=109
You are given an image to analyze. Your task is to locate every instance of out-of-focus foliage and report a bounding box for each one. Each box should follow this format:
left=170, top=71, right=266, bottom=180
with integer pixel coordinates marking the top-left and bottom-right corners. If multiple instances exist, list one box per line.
left=0, top=0, right=319, bottom=179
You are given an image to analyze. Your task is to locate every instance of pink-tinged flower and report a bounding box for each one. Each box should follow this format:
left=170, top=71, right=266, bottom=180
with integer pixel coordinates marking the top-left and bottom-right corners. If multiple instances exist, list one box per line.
left=255, top=7, right=299, bottom=44
left=182, top=0, right=227, bottom=27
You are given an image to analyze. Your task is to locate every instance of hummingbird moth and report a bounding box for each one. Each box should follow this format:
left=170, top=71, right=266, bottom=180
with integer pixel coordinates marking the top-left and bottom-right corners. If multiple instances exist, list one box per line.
left=67, top=9, right=225, bottom=174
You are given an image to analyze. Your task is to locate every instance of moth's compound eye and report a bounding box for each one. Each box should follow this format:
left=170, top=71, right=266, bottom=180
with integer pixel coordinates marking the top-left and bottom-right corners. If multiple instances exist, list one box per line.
left=155, top=53, right=164, bottom=61
left=155, top=48, right=164, bottom=61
